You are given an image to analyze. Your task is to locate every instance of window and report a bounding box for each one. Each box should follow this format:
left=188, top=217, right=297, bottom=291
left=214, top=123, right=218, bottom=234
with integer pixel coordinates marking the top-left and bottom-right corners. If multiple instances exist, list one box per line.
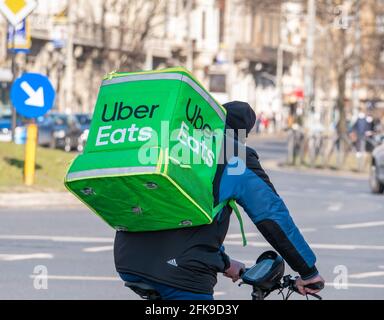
left=218, top=0, right=225, bottom=43
left=376, top=15, right=384, bottom=33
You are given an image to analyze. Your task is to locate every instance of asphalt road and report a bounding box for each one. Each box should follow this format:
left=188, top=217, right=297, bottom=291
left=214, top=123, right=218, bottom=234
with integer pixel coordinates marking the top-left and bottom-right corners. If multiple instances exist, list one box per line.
left=0, top=135, right=383, bottom=300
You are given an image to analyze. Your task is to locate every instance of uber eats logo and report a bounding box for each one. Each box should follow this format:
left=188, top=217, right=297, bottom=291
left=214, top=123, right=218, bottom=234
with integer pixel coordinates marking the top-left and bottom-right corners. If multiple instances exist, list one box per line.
left=94, top=98, right=218, bottom=167
left=177, top=98, right=215, bottom=167
left=95, top=102, right=159, bottom=146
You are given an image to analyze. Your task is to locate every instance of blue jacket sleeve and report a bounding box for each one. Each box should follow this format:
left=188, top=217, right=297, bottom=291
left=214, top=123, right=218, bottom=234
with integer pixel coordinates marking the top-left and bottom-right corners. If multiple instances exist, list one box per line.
left=219, top=155, right=318, bottom=280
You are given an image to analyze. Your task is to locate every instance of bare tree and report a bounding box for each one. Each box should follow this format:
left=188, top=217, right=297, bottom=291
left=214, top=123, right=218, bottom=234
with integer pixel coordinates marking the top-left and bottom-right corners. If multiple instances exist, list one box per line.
left=315, top=0, right=384, bottom=150
left=100, top=0, right=165, bottom=73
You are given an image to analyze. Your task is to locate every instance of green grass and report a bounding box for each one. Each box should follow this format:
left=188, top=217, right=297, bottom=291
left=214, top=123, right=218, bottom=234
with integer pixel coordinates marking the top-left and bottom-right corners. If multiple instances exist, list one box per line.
left=0, top=142, right=76, bottom=192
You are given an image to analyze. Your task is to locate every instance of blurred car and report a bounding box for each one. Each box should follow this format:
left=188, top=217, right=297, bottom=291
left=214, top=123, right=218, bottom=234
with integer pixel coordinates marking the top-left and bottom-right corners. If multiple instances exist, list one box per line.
left=0, top=115, right=24, bottom=142
left=74, top=113, right=91, bottom=152
left=37, top=113, right=83, bottom=152
left=369, top=134, right=384, bottom=194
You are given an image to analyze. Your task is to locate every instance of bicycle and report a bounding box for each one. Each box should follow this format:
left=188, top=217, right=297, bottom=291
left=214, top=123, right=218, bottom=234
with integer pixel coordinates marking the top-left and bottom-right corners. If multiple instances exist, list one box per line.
left=124, top=250, right=324, bottom=300
left=239, top=250, right=324, bottom=300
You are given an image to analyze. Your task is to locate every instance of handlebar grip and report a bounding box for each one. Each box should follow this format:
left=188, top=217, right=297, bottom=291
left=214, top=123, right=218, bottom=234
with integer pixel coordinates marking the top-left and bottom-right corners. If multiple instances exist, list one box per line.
left=238, top=268, right=247, bottom=277
left=304, top=282, right=324, bottom=290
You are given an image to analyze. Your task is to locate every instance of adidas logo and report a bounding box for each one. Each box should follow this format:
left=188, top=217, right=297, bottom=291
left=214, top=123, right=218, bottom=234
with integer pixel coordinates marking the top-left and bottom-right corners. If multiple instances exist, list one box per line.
left=167, top=259, right=178, bottom=267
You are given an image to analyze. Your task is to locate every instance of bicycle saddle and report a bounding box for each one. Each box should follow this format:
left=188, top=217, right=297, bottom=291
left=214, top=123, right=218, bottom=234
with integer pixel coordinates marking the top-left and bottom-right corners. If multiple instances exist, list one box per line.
left=124, top=281, right=161, bottom=300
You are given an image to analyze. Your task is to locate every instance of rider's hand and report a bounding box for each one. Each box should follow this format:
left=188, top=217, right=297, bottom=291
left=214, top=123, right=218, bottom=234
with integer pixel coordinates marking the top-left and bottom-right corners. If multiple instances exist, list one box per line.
left=295, top=274, right=325, bottom=296
left=223, top=259, right=245, bottom=282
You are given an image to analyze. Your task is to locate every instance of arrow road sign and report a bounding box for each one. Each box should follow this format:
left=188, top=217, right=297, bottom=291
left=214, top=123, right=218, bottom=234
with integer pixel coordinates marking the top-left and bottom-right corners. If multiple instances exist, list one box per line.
left=0, top=0, right=37, bottom=26
left=11, top=73, right=55, bottom=118
left=20, top=81, right=44, bottom=107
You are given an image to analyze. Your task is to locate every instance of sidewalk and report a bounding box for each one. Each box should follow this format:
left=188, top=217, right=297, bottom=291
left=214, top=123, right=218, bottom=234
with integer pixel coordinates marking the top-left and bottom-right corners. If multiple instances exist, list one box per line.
left=262, top=159, right=368, bottom=180
left=0, top=192, right=81, bottom=209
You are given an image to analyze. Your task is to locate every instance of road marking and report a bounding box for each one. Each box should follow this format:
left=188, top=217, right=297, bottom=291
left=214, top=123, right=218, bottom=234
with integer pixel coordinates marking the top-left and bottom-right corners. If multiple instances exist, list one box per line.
left=29, top=275, right=120, bottom=281
left=334, top=220, right=384, bottom=230
left=26, top=275, right=384, bottom=290
left=349, top=272, right=384, bottom=279
left=325, top=282, right=384, bottom=289
left=279, top=190, right=347, bottom=198
left=327, top=202, right=343, bottom=212
left=213, top=292, right=226, bottom=296
left=0, top=253, right=53, bottom=261
left=299, top=228, right=317, bottom=233
left=83, top=246, right=113, bottom=253
left=0, top=235, right=113, bottom=243
left=224, top=240, right=384, bottom=250
left=308, top=243, right=384, bottom=250
left=224, top=228, right=316, bottom=241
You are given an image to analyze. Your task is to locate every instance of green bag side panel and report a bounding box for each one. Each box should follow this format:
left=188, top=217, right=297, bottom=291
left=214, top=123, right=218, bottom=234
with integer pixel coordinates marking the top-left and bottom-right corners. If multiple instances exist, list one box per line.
left=66, top=174, right=211, bottom=232
left=165, top=78, right=226, bottom=217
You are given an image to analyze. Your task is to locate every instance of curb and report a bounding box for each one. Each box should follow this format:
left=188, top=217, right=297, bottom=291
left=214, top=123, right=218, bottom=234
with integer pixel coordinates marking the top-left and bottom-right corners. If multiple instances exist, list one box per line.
left=262, top=159, right=368, bottom=180
left=0, top=192, right=81, bottom=209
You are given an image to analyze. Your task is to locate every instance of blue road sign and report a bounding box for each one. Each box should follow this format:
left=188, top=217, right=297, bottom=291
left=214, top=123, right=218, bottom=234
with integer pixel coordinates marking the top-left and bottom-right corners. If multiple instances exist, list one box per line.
left=10, top=73, right=55, bottom=118
left=7, top=18, right=31, bottom=53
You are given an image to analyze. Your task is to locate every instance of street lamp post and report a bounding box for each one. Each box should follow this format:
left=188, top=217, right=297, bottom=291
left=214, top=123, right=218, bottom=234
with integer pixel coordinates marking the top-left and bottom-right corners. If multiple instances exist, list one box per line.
left=64, top=0, right=74, bottom=112
left=304, top=0, right=316, bottom=125
left=10, top=24, right=17, bottom=142
left=186, top=0, right=194, bottom=72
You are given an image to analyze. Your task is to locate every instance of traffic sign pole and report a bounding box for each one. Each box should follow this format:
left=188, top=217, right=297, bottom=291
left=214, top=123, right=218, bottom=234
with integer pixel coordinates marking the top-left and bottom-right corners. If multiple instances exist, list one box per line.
left=1, top=0, right=37, bottom=141
left=24, top=122, right=38, bottom=186
left=10, top=73, right=55, bottom=186
left=10, top=23, right=17, bottom=142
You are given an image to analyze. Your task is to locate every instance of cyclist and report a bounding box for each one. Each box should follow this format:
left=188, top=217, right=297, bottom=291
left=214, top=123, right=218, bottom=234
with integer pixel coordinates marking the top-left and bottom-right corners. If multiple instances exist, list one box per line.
left=114, top=101, right=324, bottom=299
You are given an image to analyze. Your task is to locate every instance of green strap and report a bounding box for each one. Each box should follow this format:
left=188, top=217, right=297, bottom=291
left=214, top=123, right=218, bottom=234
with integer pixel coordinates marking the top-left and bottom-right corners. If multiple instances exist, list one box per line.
left=213, top=200, right=247, bottom=247
left=212, top=201, right=227, bottom=215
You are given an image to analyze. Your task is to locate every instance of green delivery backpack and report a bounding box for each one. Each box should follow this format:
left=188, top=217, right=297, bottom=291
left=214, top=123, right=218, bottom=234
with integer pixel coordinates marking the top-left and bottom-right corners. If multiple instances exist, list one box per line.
left=64, top=67, right=246, bottom=245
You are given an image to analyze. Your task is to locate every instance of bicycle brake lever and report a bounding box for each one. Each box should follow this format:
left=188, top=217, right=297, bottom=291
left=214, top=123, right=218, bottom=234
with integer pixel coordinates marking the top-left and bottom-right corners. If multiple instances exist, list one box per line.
left=307, top=292, right=322, bottom=300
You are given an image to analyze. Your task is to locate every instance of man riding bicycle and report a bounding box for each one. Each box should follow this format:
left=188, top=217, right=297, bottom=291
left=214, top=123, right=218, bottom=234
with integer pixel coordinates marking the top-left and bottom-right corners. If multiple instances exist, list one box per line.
left=114, top=101, right=324, bottom=300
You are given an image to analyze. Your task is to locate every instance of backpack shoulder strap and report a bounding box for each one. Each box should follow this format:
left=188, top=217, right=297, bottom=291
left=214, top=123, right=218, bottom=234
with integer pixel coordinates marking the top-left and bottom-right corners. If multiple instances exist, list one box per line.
left=213, top=200, right=247, bottom=247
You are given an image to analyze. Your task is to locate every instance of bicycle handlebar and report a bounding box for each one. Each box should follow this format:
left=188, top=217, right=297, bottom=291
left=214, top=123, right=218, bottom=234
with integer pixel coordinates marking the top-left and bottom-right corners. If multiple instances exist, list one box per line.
left=239, top=267, right=324, bottom=300
left=282, top=276, right=323, bottom=300
left=304, top=282, right=325, bottom=291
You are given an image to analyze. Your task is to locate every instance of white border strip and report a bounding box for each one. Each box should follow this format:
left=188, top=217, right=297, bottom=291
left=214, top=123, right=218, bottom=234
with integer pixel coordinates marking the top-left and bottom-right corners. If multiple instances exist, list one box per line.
left=181, top=76, right=225, bottom=121
left=101, top=72, right=226, bottom=122
left=102, top=73, right=182, bottom=86
left=66, top=166, right=157, bottom=181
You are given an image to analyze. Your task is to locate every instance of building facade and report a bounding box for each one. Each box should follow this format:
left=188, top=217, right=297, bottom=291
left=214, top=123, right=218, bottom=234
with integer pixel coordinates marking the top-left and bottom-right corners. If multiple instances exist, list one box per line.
left=0, top=0, right=300, bottom=126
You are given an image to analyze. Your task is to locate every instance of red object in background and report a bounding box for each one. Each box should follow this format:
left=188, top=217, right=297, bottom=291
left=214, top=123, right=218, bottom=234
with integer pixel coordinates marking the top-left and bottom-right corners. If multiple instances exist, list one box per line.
left=293, top=88, right=304, bottom=99
left=262, top=117, right=269, bottom=129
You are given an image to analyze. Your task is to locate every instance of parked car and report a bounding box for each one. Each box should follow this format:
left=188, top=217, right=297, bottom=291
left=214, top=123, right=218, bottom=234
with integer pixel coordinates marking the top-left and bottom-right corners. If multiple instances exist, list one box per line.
left=74, top=113, right=91, bottom=152
left=37, top=113, right=83, bottom=152
left=0, top=115, right=24, bottom=142
left=369, top=134, right=384, bottom=194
